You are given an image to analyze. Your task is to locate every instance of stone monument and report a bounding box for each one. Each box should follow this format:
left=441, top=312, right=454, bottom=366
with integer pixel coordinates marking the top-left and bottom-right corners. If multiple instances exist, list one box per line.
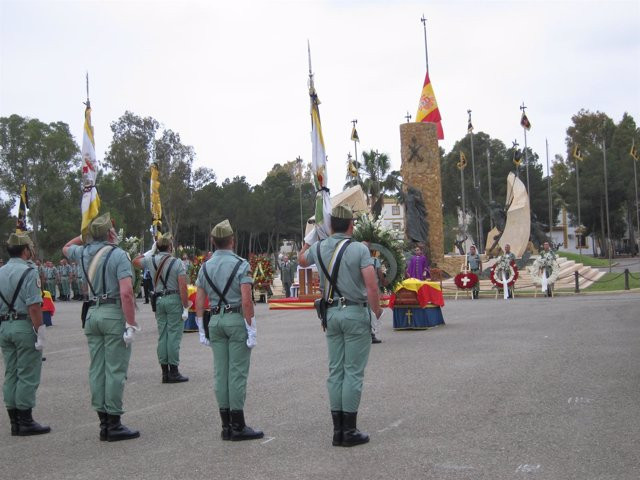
left=400, top=122, right=444, bottom=264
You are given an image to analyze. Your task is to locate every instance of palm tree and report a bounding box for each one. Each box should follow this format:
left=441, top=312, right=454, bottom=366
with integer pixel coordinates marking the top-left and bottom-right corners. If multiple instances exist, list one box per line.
left=344, top=149, right=401, bottom=219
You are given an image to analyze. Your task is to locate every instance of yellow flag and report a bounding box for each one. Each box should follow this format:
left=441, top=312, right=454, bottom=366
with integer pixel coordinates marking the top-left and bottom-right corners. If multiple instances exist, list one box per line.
left=457, top=151, right=467, bottom=170
left=150, top=162, right=162, bottom=239
left=81, top=104, right=101, bottom=239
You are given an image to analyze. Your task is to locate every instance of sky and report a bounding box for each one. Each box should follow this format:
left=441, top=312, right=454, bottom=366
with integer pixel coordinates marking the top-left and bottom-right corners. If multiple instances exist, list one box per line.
left=1, top=0, right=639, bottom=199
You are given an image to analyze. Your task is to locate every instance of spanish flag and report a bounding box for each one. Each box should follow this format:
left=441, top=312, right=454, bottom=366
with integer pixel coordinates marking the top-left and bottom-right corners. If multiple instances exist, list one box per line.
left=416, top=71, right=444, bottom=140
left=16, top=184, right=28, bottom=233
left=150, top=162, right=162, bottom=239
left=81, top=102, right=101, bottom=239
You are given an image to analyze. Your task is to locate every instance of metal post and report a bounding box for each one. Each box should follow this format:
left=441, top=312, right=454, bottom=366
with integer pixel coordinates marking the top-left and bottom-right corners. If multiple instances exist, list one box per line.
left=603, top=140, right=612, bottom=272
left=460, top=167, right=466, bottom=237
left=351, top=119, right=358, bottom=165
left=296, top=156, right=304, bottom=244
left=520, top=103, right=530, bottom=192
left=420, top=15, right=429, bottom=73
left=633, top=153, right=639, bottom=254
left=487, top=147, right=493, bottom=228
left=624, top=268, right=630, bottom=290
left=546, top=139, right=553, bottom=239
left=574, top=271, right=580, bottom=293
left=468, top=110, right=480, bottom=252
left=576, top=157, right=582, bottom=261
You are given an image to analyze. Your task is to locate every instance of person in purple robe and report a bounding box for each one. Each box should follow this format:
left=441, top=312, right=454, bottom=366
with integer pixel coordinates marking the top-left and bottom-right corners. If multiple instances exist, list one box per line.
left=406, top=245, right=430, bottom=280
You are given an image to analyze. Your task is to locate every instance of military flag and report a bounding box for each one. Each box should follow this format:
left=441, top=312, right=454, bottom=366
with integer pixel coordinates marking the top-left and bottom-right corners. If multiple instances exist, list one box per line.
left=572, top=144, right=584, bottom=162
left=16, top=184, right=28, bottom=233
left=467, top=118, right=473, bottom=134
left=150, top=162, right=162, bottom=239
left=81, top=102, right=101, bottom=239
left=630, top=141, right=639, bottom=162
left=347, top=154, right=358, bottom=178
left=350, top=125, right=360, bottom=142
left=520, top=112, right=531, bottom=130
left=457, top=151, right=467, bottom=170
left=305, top=46, right=332, bottom=244
left=416, top=71, right=444, bottom=140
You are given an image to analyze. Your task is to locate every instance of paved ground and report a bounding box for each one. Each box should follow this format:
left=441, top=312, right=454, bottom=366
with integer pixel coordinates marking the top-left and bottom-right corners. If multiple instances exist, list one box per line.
left=1, top=293, right=639, bottom=480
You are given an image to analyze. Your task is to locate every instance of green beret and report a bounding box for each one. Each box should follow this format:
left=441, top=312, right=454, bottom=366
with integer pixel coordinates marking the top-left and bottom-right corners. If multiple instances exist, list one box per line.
left=211, top=219, right=233, bottom=238
left=331, top=204, right=353, bottom=220
left=7, top=232, right=34, bottom=247
left=156, top=232, right=173, bottom=248
left=89, top=212, right=112, bottom=239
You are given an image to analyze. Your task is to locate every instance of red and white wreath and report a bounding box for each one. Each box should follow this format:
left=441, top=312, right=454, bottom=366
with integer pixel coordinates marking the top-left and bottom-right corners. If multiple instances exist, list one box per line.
left=454, top=272, right=478, bottom=289
left=490, top=260, right=519, bottom=288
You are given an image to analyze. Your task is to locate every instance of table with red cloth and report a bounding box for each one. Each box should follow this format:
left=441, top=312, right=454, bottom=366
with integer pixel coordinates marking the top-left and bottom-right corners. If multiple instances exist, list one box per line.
left=389, top=279, right=445, bottom=330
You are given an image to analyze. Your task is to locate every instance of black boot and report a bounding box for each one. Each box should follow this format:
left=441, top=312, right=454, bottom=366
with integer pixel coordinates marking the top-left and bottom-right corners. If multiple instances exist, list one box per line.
left=167, top=365, right=188, bottom=383
left=371, top=333, right=382, bottom=344
left=331, top=411, right=343, bottom=446
left=106, top=414, right=140, bottom=442
left=98, top=411, right=108, bottom=441
left=16, top=408, right=50, bottom=436
left=161, top=364, right=169, bottom=384
left=342, top=411, right=369, bottom=447
left=219, top=408, right=231, bottom=440
left=230, top=410, right=264, bottom=441
left=7, top=409, right=18, bottom=436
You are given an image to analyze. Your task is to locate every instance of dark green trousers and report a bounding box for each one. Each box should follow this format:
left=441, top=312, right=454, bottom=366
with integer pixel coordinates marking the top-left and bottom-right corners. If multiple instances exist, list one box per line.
left=209, top=312, right=251, bottom=410
left=0, top=318, right=42, bottom=409
left=84, top=304, right=132, bottom=415
left=155, top=294, right=184, bottom=365
left=325, top=305, right=372, bottom=413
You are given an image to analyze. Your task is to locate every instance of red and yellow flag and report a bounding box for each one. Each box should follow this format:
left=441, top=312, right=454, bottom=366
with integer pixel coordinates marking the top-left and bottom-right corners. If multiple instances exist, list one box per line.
left=416, top=71, right=444, bottom=140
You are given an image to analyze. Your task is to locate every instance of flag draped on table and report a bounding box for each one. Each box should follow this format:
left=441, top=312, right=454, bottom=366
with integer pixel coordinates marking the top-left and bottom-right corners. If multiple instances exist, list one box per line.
left=16, top=183, right=28, bottom=233
left=416, top=71, right=444, bottom=140
left=81, top=102, right=101, bottom=239
left=305, top=67, right=332, bottom=244
left=150, top=162, right=162, bottom=239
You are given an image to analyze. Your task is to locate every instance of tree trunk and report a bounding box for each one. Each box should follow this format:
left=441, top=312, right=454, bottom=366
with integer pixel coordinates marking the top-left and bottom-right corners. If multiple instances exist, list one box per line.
left=599, top=197, right=606, bottom=257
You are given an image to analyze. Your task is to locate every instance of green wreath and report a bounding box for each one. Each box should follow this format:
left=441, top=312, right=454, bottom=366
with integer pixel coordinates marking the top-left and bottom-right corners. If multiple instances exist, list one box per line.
left=352, top=213, right=406, bottom=289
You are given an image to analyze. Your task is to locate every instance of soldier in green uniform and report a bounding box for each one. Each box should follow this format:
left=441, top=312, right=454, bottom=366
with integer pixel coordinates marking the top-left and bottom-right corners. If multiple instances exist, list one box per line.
left=195, top=219, right=263, bottom=442
left=133, top=233, right=190, bottom=384
left=74, top=260, right=85, bottom=300
left=0, top=233, right=50, bottom=436
left=63, top=212, right=141, bottom=442
left=466, top=245, right=482, bottom=299
left=298, top=205, right=383, bottom=447
left=44, top=261, right=58, bottom=300
left=279, top=255, right=296, bottom=298
left=57, top=259, right=71, bottom=301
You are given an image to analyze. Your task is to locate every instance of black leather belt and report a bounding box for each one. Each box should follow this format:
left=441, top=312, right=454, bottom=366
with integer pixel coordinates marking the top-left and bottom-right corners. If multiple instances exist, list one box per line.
left=154, top=290, right=179, bottom=298
left=327, top=299, right=368, bottom=308
left=0, top=313, right=28, bottom=322
left=211, top=305, right=242, bottom=315
left=86, top=298, right=120, bottom=307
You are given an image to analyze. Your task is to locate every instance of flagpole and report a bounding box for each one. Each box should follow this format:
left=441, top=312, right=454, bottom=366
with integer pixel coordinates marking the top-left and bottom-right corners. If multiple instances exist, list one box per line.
left=420, top=15, right=429, bottom=73
left=575, top=152, right=582, bottom=261
left=351, top=119, right=358, bottom=163
left=487, top=147, right=493, bottom=229
left=520, top=103, right=530, bottom=193
left=296, top=156, right=304, bottom=244
left=603, top=139, right=612, bottom=272
left=632, top=143, right=640, bottom=254
left=467, top=109, right=481, bottom=252
left=546, top=138, right=552, bottom=239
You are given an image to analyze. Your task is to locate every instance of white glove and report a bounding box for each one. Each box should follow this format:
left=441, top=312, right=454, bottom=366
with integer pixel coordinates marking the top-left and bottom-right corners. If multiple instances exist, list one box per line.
left=244, top=317, right=257, bottom=349
left=123, top=323, right=141, bottom=346
left=143, top=242, right=158, bottom=258
left=181, top=308, right=189, bottom=321
left=195, top=316, right=210, bottom=347
left=34, top=325, right=46, bottom=351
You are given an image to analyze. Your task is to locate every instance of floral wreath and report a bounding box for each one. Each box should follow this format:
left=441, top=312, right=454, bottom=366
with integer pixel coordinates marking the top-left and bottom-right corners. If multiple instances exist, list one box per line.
left=187, top=255, right=205, bottom=285
left=455, top=272, right=478, bottom=289
left=490, top=260, right=519, bottom=288
left=527, top=257, right=560, bottom=286
left=249, top=254, right=274, bottom=289
left=352, top=212, right=406, bottom=290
